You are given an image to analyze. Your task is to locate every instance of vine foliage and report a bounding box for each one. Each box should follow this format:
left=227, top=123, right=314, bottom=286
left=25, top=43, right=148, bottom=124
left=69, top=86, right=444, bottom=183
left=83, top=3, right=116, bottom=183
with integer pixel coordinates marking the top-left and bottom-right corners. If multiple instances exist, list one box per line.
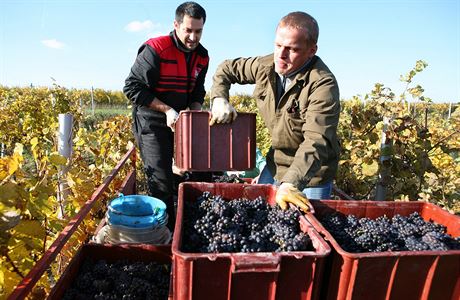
left=0, top=85, right=134, bottom=297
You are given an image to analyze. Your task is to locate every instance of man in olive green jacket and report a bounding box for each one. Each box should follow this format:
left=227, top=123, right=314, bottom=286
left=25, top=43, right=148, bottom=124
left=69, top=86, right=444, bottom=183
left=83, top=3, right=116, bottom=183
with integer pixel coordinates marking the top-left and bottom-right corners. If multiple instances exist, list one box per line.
left=210, top=11, right=340, bottom=212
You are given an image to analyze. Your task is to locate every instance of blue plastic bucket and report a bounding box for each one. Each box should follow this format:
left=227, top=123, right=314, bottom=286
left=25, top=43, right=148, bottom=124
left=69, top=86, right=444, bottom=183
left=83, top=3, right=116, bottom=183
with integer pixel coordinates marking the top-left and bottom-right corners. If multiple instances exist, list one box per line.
left=107, top=194, right=168, bottom=228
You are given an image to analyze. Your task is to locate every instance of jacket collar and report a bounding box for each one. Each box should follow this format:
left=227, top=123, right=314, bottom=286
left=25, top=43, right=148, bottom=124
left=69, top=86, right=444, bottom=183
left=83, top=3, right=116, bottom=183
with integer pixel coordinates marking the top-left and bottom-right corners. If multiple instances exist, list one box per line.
left=170, top=31, right=192, bottom=53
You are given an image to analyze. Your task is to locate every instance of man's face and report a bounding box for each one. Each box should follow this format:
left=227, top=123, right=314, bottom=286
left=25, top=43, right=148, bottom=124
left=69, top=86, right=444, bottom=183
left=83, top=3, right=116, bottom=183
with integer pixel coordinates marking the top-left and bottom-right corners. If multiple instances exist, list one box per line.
left=174, top=15, right=204, bottom=50
left=274, top=25, right=317, bottom=75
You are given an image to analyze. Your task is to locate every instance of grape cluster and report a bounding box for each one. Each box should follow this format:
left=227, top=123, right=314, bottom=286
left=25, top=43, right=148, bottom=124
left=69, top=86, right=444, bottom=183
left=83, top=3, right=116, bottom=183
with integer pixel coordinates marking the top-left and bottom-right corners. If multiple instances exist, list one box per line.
left=181, top=192, right=312, bottom=253
left=321, top=212, right=460, bottom=253
left=63, top=258, right=170, bottom=300
left=212, top=174, right=246, bottom=183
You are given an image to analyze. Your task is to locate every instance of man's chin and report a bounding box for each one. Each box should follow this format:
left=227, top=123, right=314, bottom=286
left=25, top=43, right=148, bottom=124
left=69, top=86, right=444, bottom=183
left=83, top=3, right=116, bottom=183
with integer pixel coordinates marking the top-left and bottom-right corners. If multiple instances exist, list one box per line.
left=275, top=67, right=288, bottom=75
left=186, top=43, right=198, bottom=50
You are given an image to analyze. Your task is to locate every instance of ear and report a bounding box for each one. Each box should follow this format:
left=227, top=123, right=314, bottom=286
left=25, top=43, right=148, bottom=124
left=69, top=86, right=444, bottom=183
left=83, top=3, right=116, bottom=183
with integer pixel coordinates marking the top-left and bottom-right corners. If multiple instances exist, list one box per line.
left=173, top=20, right=179, bottom=30
left=309, top=44, right=318, bottom=57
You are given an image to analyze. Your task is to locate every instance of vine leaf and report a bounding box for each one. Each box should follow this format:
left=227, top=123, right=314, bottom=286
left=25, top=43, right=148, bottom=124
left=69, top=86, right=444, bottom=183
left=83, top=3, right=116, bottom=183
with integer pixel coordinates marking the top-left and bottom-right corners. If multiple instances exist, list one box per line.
left=362, top=160, right=379, bottom=177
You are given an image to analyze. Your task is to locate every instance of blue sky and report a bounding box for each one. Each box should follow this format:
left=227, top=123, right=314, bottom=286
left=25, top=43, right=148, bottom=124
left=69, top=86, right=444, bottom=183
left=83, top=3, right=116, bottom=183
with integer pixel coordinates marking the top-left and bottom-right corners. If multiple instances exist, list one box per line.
left=0, top=0, right=459, bottom=103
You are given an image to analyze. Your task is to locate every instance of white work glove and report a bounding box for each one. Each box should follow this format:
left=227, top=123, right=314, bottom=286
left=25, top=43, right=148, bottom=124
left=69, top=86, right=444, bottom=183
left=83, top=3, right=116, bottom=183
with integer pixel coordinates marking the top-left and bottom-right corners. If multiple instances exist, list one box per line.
left=276, top=183, right=312, bottom=213
left=165, top=108, right=179, bottom=131
left=210, top=97, right=238, bottom=125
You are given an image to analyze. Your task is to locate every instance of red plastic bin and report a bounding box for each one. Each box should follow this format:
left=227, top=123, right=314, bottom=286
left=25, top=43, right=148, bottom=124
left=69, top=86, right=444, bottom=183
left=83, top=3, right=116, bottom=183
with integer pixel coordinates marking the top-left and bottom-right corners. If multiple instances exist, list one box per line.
left=174, top=111, right=256, bottom=171
left=172, top=182, right=331, bottom=300
left=304, top=200, right=460, bottom=300
left=48, top=244, right=172, bottom=300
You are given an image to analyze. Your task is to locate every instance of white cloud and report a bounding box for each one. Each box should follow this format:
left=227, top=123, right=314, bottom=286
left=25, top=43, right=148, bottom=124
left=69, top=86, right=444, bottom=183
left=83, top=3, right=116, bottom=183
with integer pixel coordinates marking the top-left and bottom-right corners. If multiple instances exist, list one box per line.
left=125, top=20, right=160, bottom=32
left=41, top=39, right=65, bottom=49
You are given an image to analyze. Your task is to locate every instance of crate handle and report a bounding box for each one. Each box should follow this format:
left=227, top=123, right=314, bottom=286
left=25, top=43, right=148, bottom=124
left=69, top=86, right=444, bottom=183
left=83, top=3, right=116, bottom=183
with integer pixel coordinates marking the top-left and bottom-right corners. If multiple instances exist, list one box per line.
left=230, top=254, right=280, bottom=273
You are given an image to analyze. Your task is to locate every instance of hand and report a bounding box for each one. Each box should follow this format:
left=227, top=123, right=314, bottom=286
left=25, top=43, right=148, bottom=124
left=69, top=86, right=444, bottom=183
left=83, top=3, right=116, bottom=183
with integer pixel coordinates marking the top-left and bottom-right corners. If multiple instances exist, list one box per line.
left=165, top=108, right=179, bottom=131
left=172, top=163, right=186, bottom=176
left=210, top=97, right=237, bottom=125
left=276, top=183, right=311, bottom=213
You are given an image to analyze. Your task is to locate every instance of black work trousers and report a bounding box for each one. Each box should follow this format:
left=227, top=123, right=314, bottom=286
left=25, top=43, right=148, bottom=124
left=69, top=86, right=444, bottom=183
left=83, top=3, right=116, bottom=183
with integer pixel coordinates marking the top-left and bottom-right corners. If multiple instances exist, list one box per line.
left=133, top=114, right=176, bottom=230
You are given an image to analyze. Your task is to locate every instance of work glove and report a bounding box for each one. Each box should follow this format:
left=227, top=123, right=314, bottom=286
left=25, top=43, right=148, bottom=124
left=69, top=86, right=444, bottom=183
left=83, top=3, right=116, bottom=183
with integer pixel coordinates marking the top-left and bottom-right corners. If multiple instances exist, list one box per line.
left=165, top=108, right=179, bottom=131
left=276, top=182, right=311, bottom=213
left=210, top=97, right=238, bottom=125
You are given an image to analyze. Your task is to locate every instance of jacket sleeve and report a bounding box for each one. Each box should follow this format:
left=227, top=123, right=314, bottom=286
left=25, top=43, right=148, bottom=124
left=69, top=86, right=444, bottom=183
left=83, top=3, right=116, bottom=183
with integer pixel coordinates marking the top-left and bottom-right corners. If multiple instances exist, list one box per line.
left=281, top=75, right=340, bottom=189
left=210, top=56, right=261, bottom=100
left=190, top=63, right=208, bottom=104
left=123, top=44, right=159, bottom=107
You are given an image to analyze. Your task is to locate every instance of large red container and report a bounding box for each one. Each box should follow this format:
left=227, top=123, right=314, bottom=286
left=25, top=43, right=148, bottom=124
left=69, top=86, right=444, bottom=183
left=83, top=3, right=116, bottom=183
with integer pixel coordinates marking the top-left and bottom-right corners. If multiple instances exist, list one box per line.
left=304, top=200, right=460, bottom=300
left=172, top=182, right=331, bottom=300
left=48, top=244, right=172, bottom=300
left=174, top=111, right=256, bottom=171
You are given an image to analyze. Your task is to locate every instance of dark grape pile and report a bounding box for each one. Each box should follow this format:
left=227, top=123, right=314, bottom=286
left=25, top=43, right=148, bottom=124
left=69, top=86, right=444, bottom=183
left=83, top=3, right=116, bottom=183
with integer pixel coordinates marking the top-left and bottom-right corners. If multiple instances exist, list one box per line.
left=212, top=174, right=246, bottom=183
left=181, top=191, right=312, bottom=253
left=62, top=258, right=170, bottom=300
left=321, top=212, right=460, bottom=253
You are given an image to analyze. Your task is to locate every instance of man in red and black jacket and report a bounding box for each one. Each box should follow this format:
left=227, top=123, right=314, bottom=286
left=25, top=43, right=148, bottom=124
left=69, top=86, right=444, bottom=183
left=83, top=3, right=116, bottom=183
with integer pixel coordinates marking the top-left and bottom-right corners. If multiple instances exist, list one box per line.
left=123, top=1, right=209, bottom=230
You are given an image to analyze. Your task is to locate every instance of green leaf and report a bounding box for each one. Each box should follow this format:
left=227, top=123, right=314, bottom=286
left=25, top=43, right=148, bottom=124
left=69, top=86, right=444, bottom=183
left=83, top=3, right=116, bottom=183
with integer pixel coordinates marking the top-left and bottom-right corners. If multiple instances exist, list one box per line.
left=0, top=182, right=19, bottom=205
left=13, top=220, right=45, bottom=239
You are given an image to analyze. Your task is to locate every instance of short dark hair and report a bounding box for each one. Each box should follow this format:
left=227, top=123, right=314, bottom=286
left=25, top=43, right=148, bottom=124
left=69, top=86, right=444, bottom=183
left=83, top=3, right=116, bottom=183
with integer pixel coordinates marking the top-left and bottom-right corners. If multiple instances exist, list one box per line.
left=278, top=12, right=319, bottom=47
left=175, top=2, right=206, bottom=24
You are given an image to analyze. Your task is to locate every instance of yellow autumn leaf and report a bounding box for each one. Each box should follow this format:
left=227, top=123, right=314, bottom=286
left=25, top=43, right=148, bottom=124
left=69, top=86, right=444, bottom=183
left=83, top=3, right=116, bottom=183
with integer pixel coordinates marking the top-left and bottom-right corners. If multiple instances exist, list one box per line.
left=362, top=160, right=379, bottom=176
left=0, top=163, right=9, bottom=181
left=1, top=267, right=23, bottom=297
left=49, top=154, right=67, bottom=166
left=30, top=137, right=39, bottom=147
left=7, top=157, right=19, bottom=175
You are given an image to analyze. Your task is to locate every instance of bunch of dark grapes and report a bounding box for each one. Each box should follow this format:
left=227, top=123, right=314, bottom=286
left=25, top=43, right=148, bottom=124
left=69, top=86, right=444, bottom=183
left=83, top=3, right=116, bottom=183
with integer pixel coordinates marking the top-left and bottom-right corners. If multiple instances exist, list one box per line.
left=181, top=192, right=312, bottom=253
left=212, top=174, right=246, bottom=183
left=321, top=211, right=460, bottom=253
left=62, top=258, right=170, bottom=300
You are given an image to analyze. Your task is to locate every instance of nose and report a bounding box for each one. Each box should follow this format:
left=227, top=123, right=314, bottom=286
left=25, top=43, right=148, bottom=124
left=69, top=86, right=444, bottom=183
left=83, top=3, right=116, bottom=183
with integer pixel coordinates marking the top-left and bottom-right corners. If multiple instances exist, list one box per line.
left=189, top=32, right=197, bottom=42
left=279, top=47, right=288, bottom=58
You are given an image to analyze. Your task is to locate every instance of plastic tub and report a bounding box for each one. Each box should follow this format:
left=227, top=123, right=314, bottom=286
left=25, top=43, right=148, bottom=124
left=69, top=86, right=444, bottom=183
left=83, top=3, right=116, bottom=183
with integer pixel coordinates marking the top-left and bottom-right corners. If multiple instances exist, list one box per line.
left=305, top=200, right=460, bottom=300
left=172, top=182, right=331, bottom=300
left=174, top=111, right=256, bottom=171
left=107, top=194, right=167, bottom=228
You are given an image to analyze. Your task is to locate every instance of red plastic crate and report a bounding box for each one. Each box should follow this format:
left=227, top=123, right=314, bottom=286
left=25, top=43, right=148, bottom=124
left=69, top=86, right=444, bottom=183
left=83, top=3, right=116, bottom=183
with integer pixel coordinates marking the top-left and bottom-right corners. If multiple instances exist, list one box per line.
left=304, top=200, right=460, bottom=300
left=48, top=244, right=172, bottom=300
left=174, top=111, right=256, bottom=171
left=172, top=182, right=331, bottom=300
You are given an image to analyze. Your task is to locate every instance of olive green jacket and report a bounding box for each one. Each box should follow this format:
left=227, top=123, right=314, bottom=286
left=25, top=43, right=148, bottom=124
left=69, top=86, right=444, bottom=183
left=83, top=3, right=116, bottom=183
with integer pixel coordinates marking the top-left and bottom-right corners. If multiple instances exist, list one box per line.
left=210, top=54, right=340, bottom=190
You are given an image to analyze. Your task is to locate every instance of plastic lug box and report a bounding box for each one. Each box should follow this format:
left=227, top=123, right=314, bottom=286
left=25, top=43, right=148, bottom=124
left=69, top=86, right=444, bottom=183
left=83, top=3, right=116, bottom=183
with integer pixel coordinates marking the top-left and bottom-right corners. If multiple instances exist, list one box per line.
left=305, top=200, right=460, bottom=300
left=174, top=111, right=256, bottom=171
left=172, top=182, right=331, bottom=300
left=48, top=244, right=172, bottom=300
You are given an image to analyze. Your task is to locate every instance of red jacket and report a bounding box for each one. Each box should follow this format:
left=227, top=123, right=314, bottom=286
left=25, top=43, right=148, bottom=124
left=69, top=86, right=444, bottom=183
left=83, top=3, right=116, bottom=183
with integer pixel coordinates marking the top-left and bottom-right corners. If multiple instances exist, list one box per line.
left=124, top=32, right=209, bottom=122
